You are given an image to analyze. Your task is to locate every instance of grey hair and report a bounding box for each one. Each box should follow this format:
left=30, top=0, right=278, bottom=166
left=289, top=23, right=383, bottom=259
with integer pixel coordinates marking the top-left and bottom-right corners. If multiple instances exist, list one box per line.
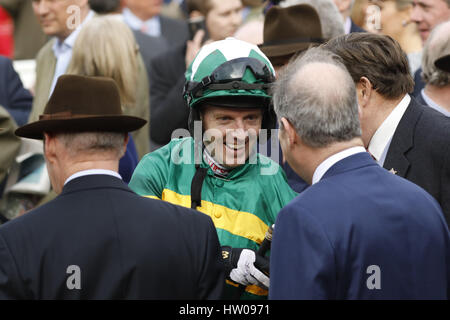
left=422, top=21, right=450, bottom=87
left=280, top=0, right=345, bottom=39
left=272, top=47, right=361, bottom=148
left=56, top=131, right=126, bottom=159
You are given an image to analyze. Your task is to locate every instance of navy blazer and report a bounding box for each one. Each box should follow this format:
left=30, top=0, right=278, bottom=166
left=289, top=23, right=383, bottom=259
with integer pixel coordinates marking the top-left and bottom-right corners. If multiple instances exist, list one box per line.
left=0, top=56, right=33, bottom=126
left=270, top=152, right=450, bottom=299
left=149, top=44, right=189, bottom=147
left=412, top=67, right=425, bottom=98
left=350, top=19, right=366, bottom=33
left=384, top=97, right=450, bottom=225
left=0, top=175, right=225, bottom=299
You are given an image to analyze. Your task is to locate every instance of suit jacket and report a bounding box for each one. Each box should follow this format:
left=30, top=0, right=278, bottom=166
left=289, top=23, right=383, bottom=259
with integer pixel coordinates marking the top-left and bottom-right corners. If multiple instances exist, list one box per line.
left=415, top=90, right=426, bottom=106
left=132, top=29, right=169, bottom=78
left=160, top=15, right=189, bottom=48
left=29, top=39, right=150, bottom=159
left=270, top=152, right=450, bottom=299
left=0, top=55, right=32, bottom=126
left=149, top=44, right=189, bottom=148
left=384, top=97, right=450, bottom=225
left=0, top=174, right=225, bottom=299
left=412, top=67, right=425, bottom=98
left=350, top=19, right=366, bottom=33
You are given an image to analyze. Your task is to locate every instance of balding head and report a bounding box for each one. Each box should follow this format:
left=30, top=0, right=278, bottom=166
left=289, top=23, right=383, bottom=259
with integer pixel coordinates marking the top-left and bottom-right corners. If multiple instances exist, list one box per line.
left=273, top=47, right=361, bottom=148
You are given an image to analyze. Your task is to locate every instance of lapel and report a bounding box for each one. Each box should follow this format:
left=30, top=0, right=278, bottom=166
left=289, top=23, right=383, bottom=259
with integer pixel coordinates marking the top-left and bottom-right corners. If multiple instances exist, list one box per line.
left=383, top=98, right=424, bottom=177
left=322, top=152, right=378, bottom=181
left=60, top=174, right=134, bottom=197
left=159, top=16, right=170, bottom=39
left=29, top=40, right=57, bottom=122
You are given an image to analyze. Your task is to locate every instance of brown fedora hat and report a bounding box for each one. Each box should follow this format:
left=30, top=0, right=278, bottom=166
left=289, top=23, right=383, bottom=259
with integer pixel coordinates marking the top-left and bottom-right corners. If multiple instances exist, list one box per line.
left=435, top=54, right=450, bottom=72
left=16, top=75, right=146, bottom=140
left=259, top=4, right=324, bottom=59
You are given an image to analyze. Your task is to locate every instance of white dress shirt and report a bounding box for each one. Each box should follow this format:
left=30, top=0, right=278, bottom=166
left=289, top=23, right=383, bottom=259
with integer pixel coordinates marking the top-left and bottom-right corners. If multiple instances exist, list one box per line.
left=344, top=17, right=352, bottom=35
left=367, top=93, right=411, bottom=166
left=421, top=89, right=450, bottom=117
left=64, top=169, right=122, bottom=186
left=312, top=146, right=367, bottom=184
left=50, top=10, right=95, bottom=96
left=122, top=8, right=161, bottom=37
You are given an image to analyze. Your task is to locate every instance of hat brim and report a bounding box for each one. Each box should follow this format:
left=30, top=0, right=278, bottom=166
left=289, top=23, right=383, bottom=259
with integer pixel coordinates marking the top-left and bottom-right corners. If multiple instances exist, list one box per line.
left=435, top=54, right=450, bottom=72
left=15, top=115, right=147, bottom=140
left=259, top=41, right=318, bottom=58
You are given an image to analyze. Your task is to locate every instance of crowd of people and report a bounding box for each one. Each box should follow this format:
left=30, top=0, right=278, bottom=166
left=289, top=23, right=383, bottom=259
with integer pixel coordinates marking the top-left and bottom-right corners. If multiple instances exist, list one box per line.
left=0, top=0, right=449, bottom=300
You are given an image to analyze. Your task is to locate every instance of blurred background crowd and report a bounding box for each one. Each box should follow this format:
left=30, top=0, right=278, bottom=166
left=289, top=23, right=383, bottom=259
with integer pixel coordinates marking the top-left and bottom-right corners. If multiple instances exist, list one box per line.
left=0, top=0, right=449, bottom=221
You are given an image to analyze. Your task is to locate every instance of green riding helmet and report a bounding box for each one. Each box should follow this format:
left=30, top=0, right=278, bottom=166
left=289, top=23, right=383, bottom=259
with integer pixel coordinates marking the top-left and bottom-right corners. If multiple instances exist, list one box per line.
left=183, top=38, right=277, bottom=136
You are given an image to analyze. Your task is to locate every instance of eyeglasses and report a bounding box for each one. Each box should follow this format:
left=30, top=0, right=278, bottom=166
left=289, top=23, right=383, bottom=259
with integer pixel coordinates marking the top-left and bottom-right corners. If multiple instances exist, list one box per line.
left=184, top=57, right=275, bottom=103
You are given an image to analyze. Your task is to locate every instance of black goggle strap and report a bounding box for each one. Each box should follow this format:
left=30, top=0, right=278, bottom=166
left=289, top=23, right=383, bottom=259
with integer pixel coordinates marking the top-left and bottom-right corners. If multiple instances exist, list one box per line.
left=190, top=81, right=271, bottom=99
left=184, top=57, right=274, bottom=101
left=211, top=57, right=273, bottom=83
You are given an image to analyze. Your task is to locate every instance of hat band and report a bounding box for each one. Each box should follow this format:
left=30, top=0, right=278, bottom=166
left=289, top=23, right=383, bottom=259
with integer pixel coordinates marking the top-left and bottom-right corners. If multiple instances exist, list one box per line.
left=39, top=111, right=115, bottom=120
left=261, top=37, right=324, bottom=47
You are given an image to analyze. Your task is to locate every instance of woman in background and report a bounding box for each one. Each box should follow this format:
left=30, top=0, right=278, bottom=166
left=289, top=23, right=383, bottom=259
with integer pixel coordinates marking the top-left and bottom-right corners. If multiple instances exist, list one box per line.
left=366, top=0, right=422, bottom=74
left=67, top=16, right=151, bottom=182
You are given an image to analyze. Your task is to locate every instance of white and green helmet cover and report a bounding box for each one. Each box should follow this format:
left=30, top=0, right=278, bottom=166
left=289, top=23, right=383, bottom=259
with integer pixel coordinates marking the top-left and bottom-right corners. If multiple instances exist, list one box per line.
left=184, top=38, right=276, bottom=109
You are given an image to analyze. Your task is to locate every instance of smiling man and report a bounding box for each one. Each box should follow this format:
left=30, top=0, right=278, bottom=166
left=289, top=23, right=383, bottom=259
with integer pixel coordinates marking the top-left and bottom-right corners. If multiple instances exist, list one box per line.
left=129, top=38, right=297, bottom=300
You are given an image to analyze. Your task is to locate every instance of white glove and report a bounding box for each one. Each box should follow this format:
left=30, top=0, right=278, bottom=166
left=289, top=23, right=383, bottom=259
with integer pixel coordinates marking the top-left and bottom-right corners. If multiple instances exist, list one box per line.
left=229, top=249, right=270, bottom=289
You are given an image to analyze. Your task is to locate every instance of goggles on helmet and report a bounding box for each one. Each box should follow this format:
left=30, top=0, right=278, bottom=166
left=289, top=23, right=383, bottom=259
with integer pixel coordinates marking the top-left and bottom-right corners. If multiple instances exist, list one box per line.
left=184, top=57, right=275, bottom=106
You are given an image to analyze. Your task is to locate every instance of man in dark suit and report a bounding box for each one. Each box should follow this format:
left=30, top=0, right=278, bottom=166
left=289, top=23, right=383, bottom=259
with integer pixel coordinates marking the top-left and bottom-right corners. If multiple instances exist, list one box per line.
left=323, top=33, right=450, bottom=226
left=0, top=75, right=224, bottom=299
left=123, top=0, right=188, bottom=49
left=148, top=0, right=243, bottom=149
left=0, top=56, right=32, bottom=126
left=270, top=46, right=450, bottom=299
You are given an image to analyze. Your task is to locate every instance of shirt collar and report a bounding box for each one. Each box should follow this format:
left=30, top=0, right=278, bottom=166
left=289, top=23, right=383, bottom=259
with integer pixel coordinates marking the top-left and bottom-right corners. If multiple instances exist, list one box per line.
left=421, top=89, right=450, bottom=117
left=122, top=8, right=161, bottom=37
left=64, top=169, right=122, bottom=186
left=52, top=10, right=95, bottom=57
left=312, top=146, right=366, bottom=184
left=344, top=17, right=352, bottom=34
left=368, top=93, right=411, bottom=162
left=203, top=149, right=231, bottom=177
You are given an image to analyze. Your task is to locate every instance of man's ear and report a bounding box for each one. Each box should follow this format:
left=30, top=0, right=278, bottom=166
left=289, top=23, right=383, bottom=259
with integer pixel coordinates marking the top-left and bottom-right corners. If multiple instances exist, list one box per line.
left=43, top=132, right=57, bottom=164
left=280, top=117, right=299, bottom=148
left=356, top=76, right=373, bottom=109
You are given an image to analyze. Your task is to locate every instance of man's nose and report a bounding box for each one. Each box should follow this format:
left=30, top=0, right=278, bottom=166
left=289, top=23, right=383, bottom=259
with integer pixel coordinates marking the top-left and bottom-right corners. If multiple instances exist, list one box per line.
left=410, top=5, right=422, bottom=23
left=33, top=0, right=50, bottom=15
left=231, top=10, right=243, bottom=27
left=229, top=128, right=246, bottom=138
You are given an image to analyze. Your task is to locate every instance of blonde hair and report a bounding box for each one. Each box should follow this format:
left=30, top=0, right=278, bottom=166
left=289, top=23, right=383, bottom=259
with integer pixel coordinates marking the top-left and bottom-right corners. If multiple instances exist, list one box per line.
left=67, top=16, right=138, bottom=106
